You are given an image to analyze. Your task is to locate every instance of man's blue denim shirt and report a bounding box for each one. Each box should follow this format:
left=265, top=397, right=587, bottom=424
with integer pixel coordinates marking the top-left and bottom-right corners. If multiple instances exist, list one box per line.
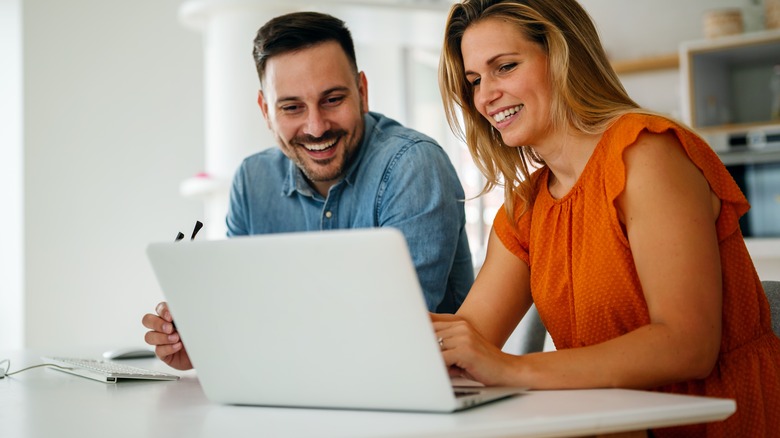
left=226, top=112, right=474, bottom=312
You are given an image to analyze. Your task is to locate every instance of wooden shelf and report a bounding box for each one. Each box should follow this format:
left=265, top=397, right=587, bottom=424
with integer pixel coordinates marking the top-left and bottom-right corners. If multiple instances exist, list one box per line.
left=611, top=53, right=679, bottom=75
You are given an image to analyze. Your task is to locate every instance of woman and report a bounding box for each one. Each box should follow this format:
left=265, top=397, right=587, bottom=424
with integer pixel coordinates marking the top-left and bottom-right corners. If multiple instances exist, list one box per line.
left=434, top=1, right=780, bottom=436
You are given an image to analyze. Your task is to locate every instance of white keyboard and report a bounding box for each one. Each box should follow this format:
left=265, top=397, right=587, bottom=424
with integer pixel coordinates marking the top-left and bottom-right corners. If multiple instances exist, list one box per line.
left=41, top=356, right=180, bottom=383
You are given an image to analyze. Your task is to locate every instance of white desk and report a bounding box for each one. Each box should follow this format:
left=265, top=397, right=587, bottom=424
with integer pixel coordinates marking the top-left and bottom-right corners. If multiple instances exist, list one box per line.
left=0, top=349, right=735, bottom=438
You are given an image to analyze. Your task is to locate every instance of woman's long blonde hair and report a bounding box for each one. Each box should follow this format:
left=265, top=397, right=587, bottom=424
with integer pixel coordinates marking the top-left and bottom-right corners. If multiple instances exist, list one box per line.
left=439, top=0, right=641, bottom=220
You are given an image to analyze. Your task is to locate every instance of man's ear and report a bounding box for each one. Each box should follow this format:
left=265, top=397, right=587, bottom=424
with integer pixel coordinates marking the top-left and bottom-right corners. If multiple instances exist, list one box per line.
left=358, top=71, right=369, bottom=114
left=257, top=90, right=272, bottom=129
left=257, top=90, right=269, bottom=119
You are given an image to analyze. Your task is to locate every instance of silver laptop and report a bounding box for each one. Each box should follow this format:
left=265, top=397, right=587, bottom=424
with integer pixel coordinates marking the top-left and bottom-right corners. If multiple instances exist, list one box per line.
left=146, top=228, right=524, bottom=412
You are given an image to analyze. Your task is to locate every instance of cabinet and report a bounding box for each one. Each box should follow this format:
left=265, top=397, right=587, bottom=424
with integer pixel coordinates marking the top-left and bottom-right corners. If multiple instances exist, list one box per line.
left=680, top=31, right=780, bottom=240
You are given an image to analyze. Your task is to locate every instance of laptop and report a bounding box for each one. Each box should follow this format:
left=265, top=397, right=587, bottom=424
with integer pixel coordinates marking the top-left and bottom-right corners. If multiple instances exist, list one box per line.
left=145, top=228, right=525, bottom=413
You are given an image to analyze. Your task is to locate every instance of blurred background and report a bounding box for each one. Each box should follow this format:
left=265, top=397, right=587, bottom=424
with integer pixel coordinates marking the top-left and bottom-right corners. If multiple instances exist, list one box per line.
left=1, top=0, right=774, bottom=351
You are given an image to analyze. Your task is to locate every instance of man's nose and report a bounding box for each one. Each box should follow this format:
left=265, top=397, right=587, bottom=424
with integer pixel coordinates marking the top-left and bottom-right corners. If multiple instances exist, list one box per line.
left=304, top=108, right=330, bottom=138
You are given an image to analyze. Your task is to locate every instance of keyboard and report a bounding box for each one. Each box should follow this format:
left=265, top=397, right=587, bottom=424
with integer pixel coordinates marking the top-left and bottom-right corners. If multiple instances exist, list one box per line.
left=41, top=356, right=180, bottom=383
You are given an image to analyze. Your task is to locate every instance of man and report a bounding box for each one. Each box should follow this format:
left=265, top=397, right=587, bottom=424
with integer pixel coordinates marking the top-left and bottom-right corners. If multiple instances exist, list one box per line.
left=142, top=11, right=473, bottom=370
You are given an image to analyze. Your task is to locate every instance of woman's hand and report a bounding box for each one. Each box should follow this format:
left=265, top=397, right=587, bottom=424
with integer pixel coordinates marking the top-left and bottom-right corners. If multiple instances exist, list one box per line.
left=432, top=315, right=520, bottom=387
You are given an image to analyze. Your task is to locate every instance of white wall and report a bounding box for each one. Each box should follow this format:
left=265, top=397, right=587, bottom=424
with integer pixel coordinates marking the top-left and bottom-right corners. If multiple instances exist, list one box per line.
left=21, top=0, right=204, bottom=349
left=5, top=0, right=773, bottom=352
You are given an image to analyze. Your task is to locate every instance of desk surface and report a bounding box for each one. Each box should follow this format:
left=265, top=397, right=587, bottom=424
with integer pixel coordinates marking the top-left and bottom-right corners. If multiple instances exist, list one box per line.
left=0, top=349, right=735, bottom=438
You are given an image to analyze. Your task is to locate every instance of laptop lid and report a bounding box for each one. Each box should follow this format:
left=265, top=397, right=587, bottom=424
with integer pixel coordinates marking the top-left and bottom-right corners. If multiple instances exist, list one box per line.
left=146, top=228, right=522, bottom=412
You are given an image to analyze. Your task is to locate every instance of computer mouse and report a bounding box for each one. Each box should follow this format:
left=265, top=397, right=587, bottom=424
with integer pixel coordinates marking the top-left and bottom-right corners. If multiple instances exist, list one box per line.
left=102, top=346, right=156, bottom=360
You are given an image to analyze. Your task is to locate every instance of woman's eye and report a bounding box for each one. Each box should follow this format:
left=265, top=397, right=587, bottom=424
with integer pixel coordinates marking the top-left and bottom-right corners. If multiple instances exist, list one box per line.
left=498, top=62, right=517, bottom=73
left=469, top=77, right=481, bottom=87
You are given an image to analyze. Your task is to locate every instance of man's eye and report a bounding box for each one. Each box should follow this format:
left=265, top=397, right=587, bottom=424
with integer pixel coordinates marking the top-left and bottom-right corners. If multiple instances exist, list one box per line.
left=281, top=105, right=302, bottom=113
left=324, top=96, right=345, bottom=106
left=469, top=77, right=481, bottom=87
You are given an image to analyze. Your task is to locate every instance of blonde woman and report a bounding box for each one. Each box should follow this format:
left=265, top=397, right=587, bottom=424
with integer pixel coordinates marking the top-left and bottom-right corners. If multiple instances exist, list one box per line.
left=434, top=1, right=780, bottom=436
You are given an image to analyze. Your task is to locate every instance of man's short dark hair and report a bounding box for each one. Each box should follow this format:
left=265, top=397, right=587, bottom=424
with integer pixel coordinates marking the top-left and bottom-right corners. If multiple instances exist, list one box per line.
left=252, top=11, right=358, bottom=87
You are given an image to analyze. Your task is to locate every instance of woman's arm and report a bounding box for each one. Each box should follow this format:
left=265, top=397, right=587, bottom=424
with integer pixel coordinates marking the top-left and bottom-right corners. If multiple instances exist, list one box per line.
left=609, top=129, right=723, bottom=384
left=432, top=228, right=534, bottom=385
left=449, top=229, right=533, bottom=345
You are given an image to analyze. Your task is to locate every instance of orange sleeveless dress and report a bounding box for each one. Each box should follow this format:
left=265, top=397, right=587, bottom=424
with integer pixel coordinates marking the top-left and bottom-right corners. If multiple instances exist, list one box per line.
left=493, top=113, right=780, bottom=437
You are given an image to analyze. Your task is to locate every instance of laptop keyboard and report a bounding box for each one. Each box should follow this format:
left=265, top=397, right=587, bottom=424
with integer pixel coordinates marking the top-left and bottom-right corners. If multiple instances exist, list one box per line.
left=41, top=356, right=180, bottom=383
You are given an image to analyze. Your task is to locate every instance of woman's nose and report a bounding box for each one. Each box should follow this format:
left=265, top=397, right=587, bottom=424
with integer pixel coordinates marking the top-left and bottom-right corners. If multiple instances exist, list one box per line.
left=474, top=78, right=500, bottom=110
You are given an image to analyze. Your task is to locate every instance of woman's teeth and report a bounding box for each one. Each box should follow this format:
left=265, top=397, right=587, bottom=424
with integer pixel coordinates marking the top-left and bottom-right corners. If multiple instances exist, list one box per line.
left=493, top=105, right=523, bottom=122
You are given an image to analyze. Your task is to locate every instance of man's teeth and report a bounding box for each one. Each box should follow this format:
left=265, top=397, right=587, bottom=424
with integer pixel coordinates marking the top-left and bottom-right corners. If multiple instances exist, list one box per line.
left=493, top=105, right=523, bottom=122
left=304, top=138, right=337, bottom=151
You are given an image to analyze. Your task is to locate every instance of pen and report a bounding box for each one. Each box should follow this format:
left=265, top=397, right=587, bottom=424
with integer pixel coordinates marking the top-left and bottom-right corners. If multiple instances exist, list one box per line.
left=171, top=221, right=202, bottom=331
left=191, top=221, right=203, bottom=240
left=174, top=221, right=202, bottom=242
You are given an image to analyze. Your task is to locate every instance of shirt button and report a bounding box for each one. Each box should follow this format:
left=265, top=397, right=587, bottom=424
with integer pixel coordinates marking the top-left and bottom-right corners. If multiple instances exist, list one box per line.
left=325, top=211, right=333, bottom=219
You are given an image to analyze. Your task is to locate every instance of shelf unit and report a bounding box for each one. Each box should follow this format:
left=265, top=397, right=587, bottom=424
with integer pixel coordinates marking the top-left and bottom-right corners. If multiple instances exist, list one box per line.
left=680, top=29, right=780, bottom=153
left=680, top=30, right=780, bottom=244
left=717, top=146, right=780, bottom=166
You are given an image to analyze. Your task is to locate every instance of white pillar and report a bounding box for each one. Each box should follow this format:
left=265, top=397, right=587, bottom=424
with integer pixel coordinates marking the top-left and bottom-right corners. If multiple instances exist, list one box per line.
left=0, top=0, right=23, bottom=350
left=178, top=0, right=293, bottom=239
